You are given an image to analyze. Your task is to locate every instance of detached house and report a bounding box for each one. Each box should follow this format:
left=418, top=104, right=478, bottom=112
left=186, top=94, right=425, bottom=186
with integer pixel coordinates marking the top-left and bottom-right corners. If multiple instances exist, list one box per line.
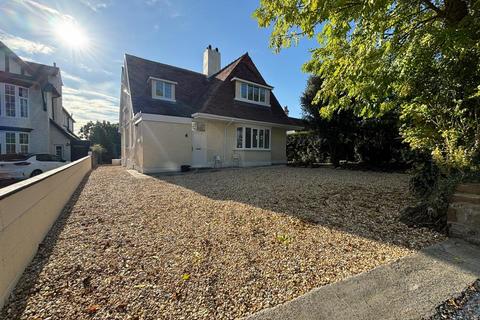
left=120, top=46, right=302, bottom=173
left=0, top=41, right=84, bottom=161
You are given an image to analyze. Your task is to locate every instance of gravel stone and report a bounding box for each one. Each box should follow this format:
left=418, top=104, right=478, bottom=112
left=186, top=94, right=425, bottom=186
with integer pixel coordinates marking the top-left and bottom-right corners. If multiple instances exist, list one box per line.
left=427, top=279, right=480, bottom=320
left=0, top=166, right=443, bottom=319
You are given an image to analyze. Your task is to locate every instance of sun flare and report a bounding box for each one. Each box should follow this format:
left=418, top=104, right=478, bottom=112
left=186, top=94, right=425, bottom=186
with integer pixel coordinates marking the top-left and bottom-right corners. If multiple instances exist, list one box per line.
left=55, top=19, right=89, bottom=49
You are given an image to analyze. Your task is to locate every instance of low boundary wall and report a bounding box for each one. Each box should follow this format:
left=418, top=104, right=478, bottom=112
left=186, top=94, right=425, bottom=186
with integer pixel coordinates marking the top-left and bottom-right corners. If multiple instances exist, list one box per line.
left=0, top=156, right=92, bottom=309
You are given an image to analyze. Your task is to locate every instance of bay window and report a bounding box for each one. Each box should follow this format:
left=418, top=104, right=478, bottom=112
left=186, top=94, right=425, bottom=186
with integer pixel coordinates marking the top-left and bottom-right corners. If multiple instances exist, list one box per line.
left=1, top=84, right=29, bottom=118
left=235, top=126, right=271, bottom=150
left=1, top=132, right=30, bottom=154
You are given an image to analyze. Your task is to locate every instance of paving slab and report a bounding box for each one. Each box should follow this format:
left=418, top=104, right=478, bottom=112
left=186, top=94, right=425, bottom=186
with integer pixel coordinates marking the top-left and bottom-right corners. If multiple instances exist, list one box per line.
left=246, top=239, right=480, bottom=320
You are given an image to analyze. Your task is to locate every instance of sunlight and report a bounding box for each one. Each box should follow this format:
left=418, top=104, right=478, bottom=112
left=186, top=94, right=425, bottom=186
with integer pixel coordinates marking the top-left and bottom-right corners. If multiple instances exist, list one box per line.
left=54, top=19, right=89, bottom=49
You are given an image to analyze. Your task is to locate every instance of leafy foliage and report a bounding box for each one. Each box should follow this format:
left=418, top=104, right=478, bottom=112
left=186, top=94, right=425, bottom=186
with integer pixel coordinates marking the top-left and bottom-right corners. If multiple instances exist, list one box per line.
left=90, top=144, right=107, bottom=164
left=254, top=0, right=480, bottom=170
left=301, top=76, right=356, bottom=166
left=298, top=75, right=413, bottom=168
left=79, top=121, right=120, bottom=163
left=287, top=131, right=329, bottom=165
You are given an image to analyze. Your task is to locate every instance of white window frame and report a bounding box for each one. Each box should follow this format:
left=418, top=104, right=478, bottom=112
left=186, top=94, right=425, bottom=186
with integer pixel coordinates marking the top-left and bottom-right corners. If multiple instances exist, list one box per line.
left=150, top=77, right=176, bottom=102
left=19, top=86, right=29, bottom=118
left=5, top=84, right=16, bottom=117
left=233, top=77, right=272, bottom=107
left=19, top=132, right=29, bottom=154
left=5, top=131, right=16, bottom=154
left=235, top=126, right=271, bottom=151
left=0, top=83, right=29, bottom=119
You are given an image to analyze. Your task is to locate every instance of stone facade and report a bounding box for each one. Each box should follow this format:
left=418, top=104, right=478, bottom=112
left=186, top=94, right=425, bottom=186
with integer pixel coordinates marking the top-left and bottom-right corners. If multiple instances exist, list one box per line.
left=448, top=183, right=480, bottom=245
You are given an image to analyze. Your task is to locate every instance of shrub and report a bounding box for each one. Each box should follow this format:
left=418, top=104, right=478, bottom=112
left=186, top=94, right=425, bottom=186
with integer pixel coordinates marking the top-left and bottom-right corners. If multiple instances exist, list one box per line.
left=401, top=155, right=463, bottom=232
left=287, top=131, right=329, bottom=166
left=91, top=144, right=107, bottom=164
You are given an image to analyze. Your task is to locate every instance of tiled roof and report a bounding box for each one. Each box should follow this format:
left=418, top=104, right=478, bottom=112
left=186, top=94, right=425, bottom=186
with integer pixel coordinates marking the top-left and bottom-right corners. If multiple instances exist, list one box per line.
left=124, top=53, right=301, bottom=127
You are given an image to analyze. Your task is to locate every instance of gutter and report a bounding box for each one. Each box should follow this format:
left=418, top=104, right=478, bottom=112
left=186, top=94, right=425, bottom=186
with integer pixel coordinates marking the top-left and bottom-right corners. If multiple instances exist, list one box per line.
left=192, top=112, right=303, bottom=130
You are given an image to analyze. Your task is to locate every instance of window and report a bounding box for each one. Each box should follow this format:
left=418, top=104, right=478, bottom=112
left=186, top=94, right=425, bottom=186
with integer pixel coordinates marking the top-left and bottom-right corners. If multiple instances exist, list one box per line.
left=239, top=82, right=269, bottom=105
left=6, top=132, right=15, bottom=154
left=19, top=133, right=29, bottom=154
left=245, top=128, right=251, bottom=148
left=259, top=129, right=264, bottom=148
left=5, top=84, right=15, bottom=117
left=236, top=127, right=271, bottom=150
left=55, top=145, right=64, bottom=159
left=152, top=79, right=175, bottom=101
left=241, top=83, right=247, bottom=99
left=236, top=127, right=243, bottom=148
left=19, top=87, right=28, bottom=117
left=265, top=129, right=270, bottom=149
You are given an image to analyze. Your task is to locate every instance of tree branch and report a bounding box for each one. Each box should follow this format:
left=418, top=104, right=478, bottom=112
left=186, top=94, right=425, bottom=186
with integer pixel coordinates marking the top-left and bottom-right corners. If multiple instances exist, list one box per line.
left=421, top=0, right=443, bottom=15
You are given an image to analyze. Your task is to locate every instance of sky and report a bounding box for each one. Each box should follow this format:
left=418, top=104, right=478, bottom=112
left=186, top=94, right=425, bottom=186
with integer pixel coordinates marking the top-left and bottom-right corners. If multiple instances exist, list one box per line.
left=0, top=0, right=318, bottom=133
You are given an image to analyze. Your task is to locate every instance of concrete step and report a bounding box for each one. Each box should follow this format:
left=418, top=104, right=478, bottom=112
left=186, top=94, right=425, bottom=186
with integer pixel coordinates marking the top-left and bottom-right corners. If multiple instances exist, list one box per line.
left=457, top=183, right=480, bottom=195
left=246, top=239, right=480, bottom=320
left=451, top=192, right=480, bottom=205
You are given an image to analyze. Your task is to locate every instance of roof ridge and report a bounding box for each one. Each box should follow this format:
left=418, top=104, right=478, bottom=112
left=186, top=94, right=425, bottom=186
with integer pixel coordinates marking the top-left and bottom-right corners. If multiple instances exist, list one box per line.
left=125, top=53, right=206, bottom=77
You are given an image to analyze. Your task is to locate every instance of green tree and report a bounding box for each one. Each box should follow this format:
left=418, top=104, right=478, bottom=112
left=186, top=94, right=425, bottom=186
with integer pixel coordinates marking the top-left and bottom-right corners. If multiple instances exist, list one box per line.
left=254, top=0, right=480, bottom=170
left=79, top=121, right=120, bottom=163
left=301, top=76, right=356, bottom=166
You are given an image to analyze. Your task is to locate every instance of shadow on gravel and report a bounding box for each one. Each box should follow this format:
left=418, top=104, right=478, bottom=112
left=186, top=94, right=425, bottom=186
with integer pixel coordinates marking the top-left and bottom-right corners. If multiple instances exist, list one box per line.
left=0, top=172, right=92, bottom=319
left=152, top=166, right=441, bottom=250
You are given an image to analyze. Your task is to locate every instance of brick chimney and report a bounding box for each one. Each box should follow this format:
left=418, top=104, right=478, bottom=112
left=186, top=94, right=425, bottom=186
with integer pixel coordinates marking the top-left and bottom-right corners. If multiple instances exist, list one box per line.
left=203, top=45, right=221, bottom=76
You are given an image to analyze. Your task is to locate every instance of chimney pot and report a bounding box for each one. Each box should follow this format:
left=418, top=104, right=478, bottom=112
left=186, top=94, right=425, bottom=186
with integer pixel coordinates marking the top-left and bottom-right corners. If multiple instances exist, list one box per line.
left=283, top=106, right=289, bottom=116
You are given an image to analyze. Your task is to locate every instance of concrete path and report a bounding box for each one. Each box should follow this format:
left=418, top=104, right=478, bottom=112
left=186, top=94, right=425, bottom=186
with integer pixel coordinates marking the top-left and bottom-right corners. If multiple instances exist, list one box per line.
left=246, top=239, right=480, bottom=320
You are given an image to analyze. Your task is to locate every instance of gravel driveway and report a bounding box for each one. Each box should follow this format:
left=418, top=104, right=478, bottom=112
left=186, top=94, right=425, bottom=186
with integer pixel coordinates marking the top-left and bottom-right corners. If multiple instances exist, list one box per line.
left=1, top=166, right=443, bottom=319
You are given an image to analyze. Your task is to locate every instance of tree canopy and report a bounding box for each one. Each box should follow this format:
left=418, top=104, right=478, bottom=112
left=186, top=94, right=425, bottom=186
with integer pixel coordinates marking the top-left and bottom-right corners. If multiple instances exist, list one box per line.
left=79, top=121, right=120, bottom=162
left=254, top=0, right=480, bottom=169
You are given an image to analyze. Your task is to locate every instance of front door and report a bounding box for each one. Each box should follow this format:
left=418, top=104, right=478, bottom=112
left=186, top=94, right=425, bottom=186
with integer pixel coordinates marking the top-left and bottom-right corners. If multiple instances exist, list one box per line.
left=192, top=130, right=207, bottom=167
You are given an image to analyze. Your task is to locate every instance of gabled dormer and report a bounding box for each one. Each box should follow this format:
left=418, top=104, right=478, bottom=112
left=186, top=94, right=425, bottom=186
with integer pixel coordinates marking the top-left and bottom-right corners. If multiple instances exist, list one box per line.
left=232, top=77, right=272, bottom=107
left=149, top=76, right=176, bottom=102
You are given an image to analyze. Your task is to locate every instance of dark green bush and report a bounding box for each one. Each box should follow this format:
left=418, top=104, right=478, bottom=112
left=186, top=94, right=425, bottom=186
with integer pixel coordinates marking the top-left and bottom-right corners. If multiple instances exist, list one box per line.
left=287, top=131, right=329, bottom=166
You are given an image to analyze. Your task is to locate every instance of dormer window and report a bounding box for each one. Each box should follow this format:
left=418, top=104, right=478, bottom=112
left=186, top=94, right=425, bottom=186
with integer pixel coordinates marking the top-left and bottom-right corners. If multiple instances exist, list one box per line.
left=232, top=77, right=272, bottom=106
left=149, top=77, right=176, bottom=101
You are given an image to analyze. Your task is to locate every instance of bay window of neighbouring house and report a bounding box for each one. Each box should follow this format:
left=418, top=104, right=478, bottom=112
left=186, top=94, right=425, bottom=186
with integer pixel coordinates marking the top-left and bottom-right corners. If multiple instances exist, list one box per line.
left=1, top=83, right=29, bottom=118
left=151, top=78, right=176, bottom=101
left=235, top=127, right=271, bottom=150
left=2, top=132, right=30, bottom=154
